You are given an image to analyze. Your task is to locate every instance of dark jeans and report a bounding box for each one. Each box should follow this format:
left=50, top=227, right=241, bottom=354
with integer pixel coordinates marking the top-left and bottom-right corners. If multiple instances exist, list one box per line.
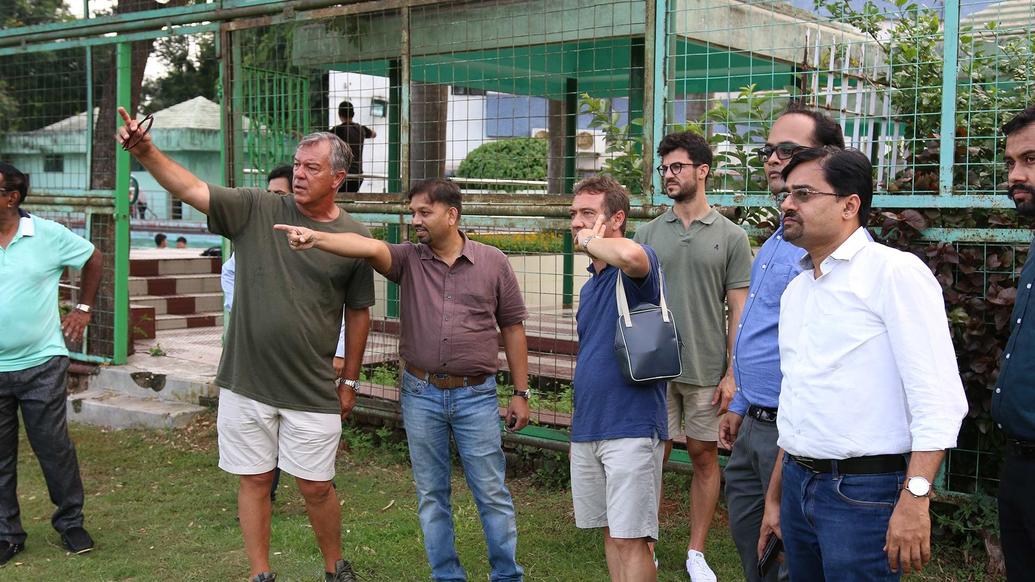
left=999, top=451, right=1035, bottom=581
left=0, top=356, right=85, bottom=544
left=781, top=456, right=903, bottom=581
left=724, top=416, right=789, bottom=582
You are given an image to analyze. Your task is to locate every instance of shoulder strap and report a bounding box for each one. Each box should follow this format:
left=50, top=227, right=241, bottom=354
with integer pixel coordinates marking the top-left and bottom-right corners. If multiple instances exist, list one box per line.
left=615, top=266, right=670, bottom=328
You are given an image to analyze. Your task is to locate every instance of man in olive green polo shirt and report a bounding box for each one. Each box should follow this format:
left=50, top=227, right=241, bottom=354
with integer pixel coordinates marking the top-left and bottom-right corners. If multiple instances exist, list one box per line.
left=633, top=130, right=752, bottom=581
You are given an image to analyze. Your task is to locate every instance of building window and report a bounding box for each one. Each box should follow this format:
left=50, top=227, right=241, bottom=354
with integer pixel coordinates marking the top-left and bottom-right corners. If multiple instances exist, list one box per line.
left=452, top=86, right=487, bottom=96
left=44, top=154, right=64, bottom=173
left=370, top=98, right=388, bottom=118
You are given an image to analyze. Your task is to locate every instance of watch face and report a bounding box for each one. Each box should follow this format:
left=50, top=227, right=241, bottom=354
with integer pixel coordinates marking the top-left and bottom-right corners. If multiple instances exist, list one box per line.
left=907, top=476, right=931, bottom=496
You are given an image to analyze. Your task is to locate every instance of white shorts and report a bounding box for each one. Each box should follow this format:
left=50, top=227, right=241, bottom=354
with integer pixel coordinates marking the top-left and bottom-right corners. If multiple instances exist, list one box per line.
left=216, top=388, right=341, bottom=482
left=570, top=436, right=665, bottom=540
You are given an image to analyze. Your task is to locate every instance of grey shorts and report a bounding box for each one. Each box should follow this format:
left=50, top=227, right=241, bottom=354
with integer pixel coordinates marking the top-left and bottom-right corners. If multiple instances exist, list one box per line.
left=570, top=436, right=665, bottom=540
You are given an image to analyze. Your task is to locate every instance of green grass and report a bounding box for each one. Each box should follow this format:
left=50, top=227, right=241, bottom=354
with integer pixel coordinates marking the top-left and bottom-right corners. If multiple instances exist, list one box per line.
left=4, top=414, right=999, bottom=581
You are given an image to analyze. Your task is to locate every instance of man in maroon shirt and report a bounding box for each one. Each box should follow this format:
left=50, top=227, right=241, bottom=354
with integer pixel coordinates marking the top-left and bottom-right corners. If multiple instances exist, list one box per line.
left=274, top=179, right=530, bottom=581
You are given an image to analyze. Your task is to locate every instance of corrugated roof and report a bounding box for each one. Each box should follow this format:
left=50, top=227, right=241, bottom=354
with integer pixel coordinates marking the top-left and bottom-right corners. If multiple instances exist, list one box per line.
left=962, top=0, right=1035, bottom=32
left=37, top=96, right=245, bottom=133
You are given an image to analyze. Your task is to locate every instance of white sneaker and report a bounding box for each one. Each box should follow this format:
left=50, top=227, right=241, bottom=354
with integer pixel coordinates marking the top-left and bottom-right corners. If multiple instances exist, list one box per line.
left=686, top=550, right=717, bottom=582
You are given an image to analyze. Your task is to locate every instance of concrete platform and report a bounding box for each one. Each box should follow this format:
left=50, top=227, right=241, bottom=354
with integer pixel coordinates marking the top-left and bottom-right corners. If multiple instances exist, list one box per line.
left=67, top=389, right=208, bottom=430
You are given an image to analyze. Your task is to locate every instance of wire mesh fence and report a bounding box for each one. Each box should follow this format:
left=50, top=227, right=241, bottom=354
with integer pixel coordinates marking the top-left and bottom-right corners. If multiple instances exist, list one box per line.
left=2, top=0, right=1034, bottom=495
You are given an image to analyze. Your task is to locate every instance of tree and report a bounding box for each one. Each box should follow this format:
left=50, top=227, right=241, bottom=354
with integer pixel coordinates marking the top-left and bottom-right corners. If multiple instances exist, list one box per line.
left=141, top=34, right=219, bottom=114
left=0, top=0, right=85, bottom=134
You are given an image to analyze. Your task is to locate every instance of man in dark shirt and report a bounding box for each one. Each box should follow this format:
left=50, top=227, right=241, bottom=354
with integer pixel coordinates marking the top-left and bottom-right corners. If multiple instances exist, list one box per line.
left=274, top=178, right=530, bottom=582
left=992, top=103, right=1035, bottom=580
left=117, top=108, right=373, bottom=582
left=330, top=100, right=376, bottom=193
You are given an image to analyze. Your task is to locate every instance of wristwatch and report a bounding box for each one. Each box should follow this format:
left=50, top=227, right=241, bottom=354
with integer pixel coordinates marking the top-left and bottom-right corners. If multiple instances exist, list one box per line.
left=74, top=304, right=92, bottom=314
left=335, top=378, right=358, bottom=392
left=513, top=389, right=532, bottom=400
left=903, top=475, right=933, bottom=498
left=580, top=235, right=601, bottom=250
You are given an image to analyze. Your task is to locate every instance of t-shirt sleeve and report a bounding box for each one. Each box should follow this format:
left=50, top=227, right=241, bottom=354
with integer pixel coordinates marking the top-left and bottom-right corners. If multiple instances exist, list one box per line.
left=53, top=222, right=95, bottom=269
left=725, top=226, right=753, bottom=290
left=206, top=184, right=260, bottom=240
left=495, top=253, right=528, bottom=328
left=363, top=125, right=374, bottom=139
left=384, top=243, right=413, bottom=284
left=621, top=243, right=661, bottom=305
left=344, top=259, right=376, bottom=309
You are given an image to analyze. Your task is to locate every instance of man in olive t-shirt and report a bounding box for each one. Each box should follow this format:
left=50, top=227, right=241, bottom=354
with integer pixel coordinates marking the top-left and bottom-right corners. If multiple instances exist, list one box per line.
left=634, top=130, right=752, bottom=582
left=117, top=107, right=372, bottom=582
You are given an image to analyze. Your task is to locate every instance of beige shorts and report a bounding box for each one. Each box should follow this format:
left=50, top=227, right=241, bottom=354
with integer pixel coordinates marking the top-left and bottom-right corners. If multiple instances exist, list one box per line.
left=217, top=388, right=341, bottom=482
left=666, top=381, right=720, bottom=442
left=570, top=437, right=665, bottom=540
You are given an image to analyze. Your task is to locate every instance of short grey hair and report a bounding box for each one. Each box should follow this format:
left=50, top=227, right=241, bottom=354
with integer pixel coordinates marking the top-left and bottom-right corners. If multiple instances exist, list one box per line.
left=297, top=132, right=353, bottom=174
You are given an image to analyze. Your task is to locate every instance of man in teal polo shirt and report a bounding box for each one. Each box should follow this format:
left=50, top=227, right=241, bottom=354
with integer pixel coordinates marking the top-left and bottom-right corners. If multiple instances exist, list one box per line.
left=0, top=162, right=103, bottom=565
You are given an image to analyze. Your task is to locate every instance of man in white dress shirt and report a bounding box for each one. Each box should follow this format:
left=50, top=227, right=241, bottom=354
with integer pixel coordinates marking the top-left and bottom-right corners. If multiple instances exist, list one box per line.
left=756, top=147, right=968, bottom=580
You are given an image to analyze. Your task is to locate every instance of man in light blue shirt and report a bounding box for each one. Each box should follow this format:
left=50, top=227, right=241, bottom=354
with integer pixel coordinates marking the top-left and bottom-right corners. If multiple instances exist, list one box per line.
left=0, top=162, right=103, bottom=565
left=718, top=106, right=844, bottom=582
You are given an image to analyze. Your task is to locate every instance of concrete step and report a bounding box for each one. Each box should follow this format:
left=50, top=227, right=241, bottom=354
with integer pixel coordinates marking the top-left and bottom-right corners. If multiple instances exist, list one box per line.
left=134, top=292, right=224, bottom=316
left=129, top=273, right=222, bottom=296
left=67, top=389, right=208, bottom=430
left=91, top=364, right=218, bottom=404
left=130, top=256, right=221, bottom=277
left=155, top=312, right=224, bottom=331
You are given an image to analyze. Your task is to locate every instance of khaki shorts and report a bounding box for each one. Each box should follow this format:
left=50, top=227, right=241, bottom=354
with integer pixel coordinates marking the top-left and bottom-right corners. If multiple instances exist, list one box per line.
left=666, top=381, right=720, bottom=442
left=217, top=388, right=342, bottom=482
left=570, top=436, right=665, bottom=540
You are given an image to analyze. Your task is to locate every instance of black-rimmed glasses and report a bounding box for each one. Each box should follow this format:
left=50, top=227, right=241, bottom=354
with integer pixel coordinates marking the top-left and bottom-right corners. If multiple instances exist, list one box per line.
left=656, top=162, right=701, bottom=178
left=121, top=113, right=154, bottom=151
left=772, top=188, right=842, bottom=205
left=757, top=142, right=806, bottom=162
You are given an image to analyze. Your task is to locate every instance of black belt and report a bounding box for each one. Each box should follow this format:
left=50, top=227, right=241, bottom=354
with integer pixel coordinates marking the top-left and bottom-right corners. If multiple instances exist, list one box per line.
left=1007, top=439, right=1035, bottom=457
left=790, top=454, right=907, bottom=475
left=747, top=405, right=778, bottom=423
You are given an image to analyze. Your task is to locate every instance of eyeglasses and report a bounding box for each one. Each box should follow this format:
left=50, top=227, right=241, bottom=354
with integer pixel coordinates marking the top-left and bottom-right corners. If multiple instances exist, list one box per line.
left=656, top=162, right=701, bottom=178
left=757, top=142, right=807, bottom=162
left=121, top=113, right=154, bottom=151
left=772, top=188, right=842, bottom=205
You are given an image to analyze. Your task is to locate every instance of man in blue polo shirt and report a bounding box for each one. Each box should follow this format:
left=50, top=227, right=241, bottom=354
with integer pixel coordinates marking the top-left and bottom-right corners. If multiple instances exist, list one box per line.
left=717, top=106, right=844, bottom=582
left=568, top=174, right=667, bottom=581
left=0, top=162, right=103, bottom=565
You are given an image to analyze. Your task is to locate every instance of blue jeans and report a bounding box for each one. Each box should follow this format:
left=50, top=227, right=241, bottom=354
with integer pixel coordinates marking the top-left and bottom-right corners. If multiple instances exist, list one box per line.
left=780, top=456, right=903, bottom=581
left=401, top=370, right=523, bottom=582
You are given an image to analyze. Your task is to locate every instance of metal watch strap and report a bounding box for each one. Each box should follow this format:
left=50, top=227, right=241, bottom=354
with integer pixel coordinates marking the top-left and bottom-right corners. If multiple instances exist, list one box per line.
left=74, top=303, right=92, bottom=313
left=513, top=389, right=531, bottom=400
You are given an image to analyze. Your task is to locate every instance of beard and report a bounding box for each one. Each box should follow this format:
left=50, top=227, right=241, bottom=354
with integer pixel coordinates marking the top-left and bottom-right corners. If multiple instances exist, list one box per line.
left=667, top=179, right=698, bottom=203
left=1009, top=184, right=1035, bottom=217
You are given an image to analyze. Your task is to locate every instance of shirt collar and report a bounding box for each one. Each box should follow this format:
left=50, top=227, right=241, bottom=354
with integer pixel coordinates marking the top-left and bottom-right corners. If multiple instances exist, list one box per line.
left=417, top=230, right=475, bottom=265
left=662, top=207, right=720, bottom=225
left=798, top=226, right=869, bottom=272
left=16, top=209, right=34, bottom=237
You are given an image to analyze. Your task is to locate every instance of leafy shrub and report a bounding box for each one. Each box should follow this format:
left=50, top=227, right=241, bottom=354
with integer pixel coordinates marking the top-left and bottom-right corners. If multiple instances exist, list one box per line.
left=456, top=138, right=548, bottom=191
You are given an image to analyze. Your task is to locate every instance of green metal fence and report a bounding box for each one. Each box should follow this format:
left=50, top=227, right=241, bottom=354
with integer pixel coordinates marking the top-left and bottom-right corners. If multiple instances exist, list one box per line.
left=1, top=0, right=1033, bottom=495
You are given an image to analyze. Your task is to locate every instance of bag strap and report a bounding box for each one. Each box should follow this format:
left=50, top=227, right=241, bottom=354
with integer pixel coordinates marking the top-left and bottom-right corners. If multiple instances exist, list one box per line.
left=615, top=266, right=670, bottom=328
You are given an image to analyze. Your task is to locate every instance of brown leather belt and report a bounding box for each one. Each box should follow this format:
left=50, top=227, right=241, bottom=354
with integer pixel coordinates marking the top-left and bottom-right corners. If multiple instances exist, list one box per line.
left=406, top=365, right=488, bottom=390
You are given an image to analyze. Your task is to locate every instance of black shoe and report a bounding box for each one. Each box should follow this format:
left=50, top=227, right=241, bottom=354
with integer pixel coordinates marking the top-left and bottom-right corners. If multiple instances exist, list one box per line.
left=0, top=540, right=24, bottom=566
left=60, top=526, right=94, bottom=554
left=250, top=573, right=276, bottom=582
left=326, top=559, right=358, bottom=582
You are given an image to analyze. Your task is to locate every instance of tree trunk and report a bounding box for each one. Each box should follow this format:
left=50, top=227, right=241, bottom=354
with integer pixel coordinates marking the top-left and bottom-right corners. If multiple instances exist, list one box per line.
left=408, top=81, right=448, bottom=183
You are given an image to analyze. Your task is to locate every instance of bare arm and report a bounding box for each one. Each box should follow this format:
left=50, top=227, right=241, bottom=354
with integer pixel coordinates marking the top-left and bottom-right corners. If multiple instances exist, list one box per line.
left=272, top=225, right=392, bottom=275
left=576, top=215, right=649, bottom=278
left=714, top=286, right=749, bottom=414
left=116, top=107, right=210, bottom=214
left=885, top=450, right=944, bottom=575
left=337, top=307, right=372, bottom=420
left=500, top=322, right=531, bottom=431
left=61, top=248, right=103, bottom=342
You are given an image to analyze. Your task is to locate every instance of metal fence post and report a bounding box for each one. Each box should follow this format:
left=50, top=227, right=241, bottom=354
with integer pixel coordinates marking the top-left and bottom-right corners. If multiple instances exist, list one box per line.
left=112, top=41, right=132, bottom=364
left=645, top=0, right=667, bottom=202
left=938, top=0, right=960, bottom=197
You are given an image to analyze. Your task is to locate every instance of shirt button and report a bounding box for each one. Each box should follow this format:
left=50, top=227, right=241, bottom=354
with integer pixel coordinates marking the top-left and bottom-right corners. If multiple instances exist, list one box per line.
left=444, top=316, right=449, bottom=321
left=999, top=423, right=1004, bottom=429
left=446, top=295, right=452, bottom=300
left=750, top=293, right=755, bottom=298
left=777, top=235, right=782, bottom=240
left=1018, top=318, right=1023, bottom=324
left=443, top=338, right=448, bottom=342
left=1006, top=353, right=1011, bottom=359
left=996, top=388, right=1001, bottom=393
left=761, top=264, right=767, bottom=269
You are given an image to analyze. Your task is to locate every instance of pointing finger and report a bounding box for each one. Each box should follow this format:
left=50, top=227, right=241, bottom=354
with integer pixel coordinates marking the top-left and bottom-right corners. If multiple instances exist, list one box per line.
left=273, top=224, right=295, bottom=232
left=592, top=213, right=606, bottom=236
left=117, top=106, right=132, bottom=123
